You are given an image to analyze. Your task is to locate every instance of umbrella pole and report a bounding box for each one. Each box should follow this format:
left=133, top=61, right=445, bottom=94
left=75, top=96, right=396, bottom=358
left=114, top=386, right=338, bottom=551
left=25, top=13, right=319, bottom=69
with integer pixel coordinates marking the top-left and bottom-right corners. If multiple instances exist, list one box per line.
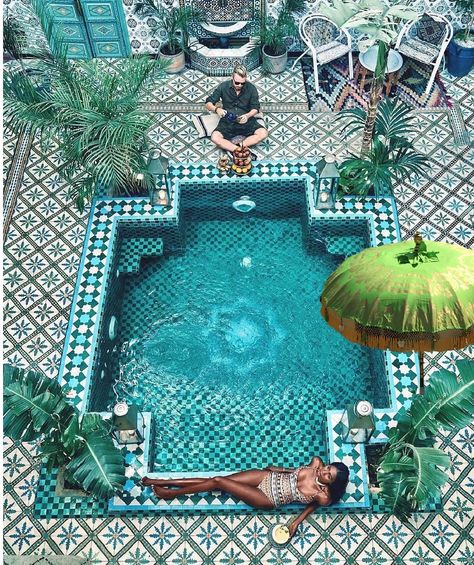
left=418, top=351, right=425, bottom=395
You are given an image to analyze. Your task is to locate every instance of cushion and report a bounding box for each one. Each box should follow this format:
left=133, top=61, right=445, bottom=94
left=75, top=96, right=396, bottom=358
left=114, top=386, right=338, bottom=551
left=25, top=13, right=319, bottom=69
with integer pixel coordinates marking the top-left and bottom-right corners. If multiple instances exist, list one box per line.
left=316, top=41, right=350, bottom=64
left=415, top=14, right=447, bottom=46
left=398, top=37, right=439, bottom=64
left=191, top=112, right=265, bottom=138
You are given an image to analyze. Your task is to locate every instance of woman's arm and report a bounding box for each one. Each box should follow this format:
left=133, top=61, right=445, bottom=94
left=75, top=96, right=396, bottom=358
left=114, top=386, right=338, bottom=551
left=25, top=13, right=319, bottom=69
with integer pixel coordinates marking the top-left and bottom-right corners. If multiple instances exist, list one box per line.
left=265, top=466, right=294, bottom=472
left=308, top=456, right=323, bottom=468
left=288, top=502, right=319, bottom=537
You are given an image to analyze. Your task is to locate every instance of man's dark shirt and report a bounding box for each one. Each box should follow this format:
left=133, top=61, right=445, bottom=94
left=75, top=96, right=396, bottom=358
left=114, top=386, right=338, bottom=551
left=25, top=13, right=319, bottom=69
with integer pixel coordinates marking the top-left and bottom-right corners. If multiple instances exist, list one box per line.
left=205, top=80, right=260, bottom=117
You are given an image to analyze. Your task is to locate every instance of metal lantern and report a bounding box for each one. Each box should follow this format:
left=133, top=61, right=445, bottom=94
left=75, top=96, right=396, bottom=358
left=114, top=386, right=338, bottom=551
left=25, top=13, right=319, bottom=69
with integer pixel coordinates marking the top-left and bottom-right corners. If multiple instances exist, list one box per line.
left=341, top=400, right=375, bottom=443
left=148, top=149, right=171, bottom=207
left=315, top=155, right=339, bottom=209
left=112, top=403, right=145, bottom=445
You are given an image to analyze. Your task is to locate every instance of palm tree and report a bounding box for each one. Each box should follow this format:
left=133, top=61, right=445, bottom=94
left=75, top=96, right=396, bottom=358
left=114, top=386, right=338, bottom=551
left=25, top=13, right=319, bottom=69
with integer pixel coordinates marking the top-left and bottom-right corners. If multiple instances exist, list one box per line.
left=320, top=0, right=420, bottom=154
left=337, top=98, right=429, bottom=197
left=3, top=1, right=166, bottom=211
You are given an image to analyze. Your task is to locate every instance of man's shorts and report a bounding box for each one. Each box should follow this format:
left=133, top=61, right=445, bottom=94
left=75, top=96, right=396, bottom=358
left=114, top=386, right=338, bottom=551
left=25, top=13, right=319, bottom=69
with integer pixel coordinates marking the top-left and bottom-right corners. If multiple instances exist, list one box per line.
left=214, top=117, right=264, bottom=141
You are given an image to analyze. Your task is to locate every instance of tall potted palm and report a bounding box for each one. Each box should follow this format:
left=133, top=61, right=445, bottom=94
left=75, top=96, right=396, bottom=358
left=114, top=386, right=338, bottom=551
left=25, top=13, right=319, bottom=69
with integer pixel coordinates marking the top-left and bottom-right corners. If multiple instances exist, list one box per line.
left=134, top=1, right=205, bottom=73
left=374, top=360, right=474, bottom=521
left=337, top=98, right=429, bottom=197
left=3, top=365, right=126, bottom=499
left=258, top=0, right=306, bottom=74
left=3, top=1, right=166, bottom=211
left=320, top=0, right=420, bottom=155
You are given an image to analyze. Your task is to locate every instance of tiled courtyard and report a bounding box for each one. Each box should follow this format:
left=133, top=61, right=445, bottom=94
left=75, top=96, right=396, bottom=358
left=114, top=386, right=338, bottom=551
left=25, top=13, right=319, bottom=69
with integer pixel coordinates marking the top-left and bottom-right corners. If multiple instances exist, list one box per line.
left=3, top=62, right=474, bottom=564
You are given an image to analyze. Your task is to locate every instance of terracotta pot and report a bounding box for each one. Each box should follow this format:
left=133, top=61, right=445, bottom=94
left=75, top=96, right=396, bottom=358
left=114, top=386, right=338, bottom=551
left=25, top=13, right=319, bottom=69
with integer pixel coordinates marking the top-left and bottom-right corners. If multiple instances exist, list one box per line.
left=159, top=45, right=185, bottom=74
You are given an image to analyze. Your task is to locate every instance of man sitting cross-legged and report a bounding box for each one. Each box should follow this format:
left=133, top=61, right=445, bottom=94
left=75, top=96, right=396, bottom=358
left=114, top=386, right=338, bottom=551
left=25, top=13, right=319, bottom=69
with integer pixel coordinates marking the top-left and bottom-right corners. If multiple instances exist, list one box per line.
left=205, top=64, right=268, bottom=153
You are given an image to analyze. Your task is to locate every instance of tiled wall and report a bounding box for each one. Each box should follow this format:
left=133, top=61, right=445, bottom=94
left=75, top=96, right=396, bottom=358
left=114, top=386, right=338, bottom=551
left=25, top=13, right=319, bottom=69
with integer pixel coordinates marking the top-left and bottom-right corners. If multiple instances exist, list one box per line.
left=5, top=0, right=468, bottom=58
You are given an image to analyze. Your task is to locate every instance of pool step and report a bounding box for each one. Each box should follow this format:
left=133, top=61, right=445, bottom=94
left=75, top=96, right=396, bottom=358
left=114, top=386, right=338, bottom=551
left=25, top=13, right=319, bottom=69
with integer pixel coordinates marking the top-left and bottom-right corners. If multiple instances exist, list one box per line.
left=118, top=237, right=164, bottom=274
left=325, top=236, right=365, bottom=257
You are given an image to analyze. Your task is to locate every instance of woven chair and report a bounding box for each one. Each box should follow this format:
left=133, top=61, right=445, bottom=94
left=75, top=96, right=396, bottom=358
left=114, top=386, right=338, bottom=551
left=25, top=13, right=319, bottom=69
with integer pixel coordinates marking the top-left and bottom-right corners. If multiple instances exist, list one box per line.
left=395, top=13, right=453, bottom=95
left=291, top=14, right=353, bottom=94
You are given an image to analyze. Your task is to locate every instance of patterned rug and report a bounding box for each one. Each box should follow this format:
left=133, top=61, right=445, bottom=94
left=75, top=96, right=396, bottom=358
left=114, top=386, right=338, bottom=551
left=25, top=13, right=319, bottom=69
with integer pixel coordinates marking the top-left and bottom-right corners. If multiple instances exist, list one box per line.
left=301, top=54, right=452, bottom=112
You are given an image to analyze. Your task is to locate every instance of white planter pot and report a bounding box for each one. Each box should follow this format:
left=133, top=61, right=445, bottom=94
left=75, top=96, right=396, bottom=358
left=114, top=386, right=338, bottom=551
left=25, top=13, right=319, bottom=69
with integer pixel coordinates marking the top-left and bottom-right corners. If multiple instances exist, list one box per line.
left=159, top=46, right=185, bottom=74
left=262, top=46, right=288, bottom=74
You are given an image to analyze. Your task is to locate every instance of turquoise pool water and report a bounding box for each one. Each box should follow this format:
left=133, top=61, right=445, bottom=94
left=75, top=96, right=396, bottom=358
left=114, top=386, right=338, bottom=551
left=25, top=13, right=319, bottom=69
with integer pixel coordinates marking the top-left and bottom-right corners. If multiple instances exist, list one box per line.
left=117, top=214, right=385, bottom=473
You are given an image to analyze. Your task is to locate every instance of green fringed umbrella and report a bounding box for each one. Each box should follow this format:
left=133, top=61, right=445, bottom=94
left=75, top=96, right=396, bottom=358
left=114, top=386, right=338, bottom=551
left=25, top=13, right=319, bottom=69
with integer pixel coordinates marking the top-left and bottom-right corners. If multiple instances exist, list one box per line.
left=320, top=235, right=474, bottom=391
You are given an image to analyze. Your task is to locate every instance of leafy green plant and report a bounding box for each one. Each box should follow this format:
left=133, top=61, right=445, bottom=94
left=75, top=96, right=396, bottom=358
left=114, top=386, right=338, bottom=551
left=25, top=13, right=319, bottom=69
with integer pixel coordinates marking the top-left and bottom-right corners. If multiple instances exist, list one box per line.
left=3, top=365, right=126, bottom=499
left=452, top=0, right=474, bottom=41
left=320, top=0, right=420, bottom=154
left=375, top=359, right=474, bottom=521
left=256, top=0, right=306, bottom=57
left=134, top=1, right=205, bottom=55
left=4, top=56, right=163, bottom=211
left=337, top=98, right=429, bottom=197
left=3, top=11, right=27, bottom=61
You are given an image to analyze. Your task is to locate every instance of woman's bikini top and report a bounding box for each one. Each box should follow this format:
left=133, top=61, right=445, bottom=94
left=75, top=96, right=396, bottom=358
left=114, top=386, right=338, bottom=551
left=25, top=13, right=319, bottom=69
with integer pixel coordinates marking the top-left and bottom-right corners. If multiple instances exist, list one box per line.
left=258, top=466, right=318, bottom=508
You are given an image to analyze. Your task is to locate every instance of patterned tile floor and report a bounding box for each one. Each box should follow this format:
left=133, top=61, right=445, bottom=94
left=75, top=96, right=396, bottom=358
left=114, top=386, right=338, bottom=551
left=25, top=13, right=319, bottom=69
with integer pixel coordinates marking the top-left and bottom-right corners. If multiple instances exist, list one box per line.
left=3, top=65, right=474, bottom=563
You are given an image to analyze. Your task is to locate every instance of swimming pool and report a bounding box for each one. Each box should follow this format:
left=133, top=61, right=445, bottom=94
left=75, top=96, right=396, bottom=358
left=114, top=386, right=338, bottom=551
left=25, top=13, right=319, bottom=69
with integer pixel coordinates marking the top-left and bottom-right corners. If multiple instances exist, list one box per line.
left=92, top=178, right=389, bottom=474
left=45, top=161, right=415, bottom=516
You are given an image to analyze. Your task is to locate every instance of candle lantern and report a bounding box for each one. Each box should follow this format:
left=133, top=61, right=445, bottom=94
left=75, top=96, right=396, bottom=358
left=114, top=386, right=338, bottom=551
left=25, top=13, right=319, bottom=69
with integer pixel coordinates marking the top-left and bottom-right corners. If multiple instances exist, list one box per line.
left=341, top=400, right=376, bottom=443
left=112, top=403, right=145, bottom=445
left=315, top=155, right=339, bottom=209
left=148, top=149, right=171, bottom=207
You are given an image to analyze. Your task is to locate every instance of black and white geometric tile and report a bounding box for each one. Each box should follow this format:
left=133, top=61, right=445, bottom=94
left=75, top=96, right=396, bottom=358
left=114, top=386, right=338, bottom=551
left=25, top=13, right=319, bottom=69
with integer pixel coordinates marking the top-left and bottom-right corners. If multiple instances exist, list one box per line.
left=3, top=64, right=473, bottom=563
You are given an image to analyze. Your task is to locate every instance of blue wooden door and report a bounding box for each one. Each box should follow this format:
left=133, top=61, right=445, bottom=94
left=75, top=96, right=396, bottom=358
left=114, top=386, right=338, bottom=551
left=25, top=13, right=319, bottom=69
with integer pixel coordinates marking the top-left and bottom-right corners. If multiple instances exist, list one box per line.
left=47, top=0, right=130, bottom=59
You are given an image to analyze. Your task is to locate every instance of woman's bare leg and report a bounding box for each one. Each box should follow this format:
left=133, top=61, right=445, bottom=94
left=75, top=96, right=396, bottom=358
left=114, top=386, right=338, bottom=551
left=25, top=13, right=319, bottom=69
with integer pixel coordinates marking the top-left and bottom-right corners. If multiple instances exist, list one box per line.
left=142, top=469, right=267, bottom=489
left=151, top=477, right=274, bottom=509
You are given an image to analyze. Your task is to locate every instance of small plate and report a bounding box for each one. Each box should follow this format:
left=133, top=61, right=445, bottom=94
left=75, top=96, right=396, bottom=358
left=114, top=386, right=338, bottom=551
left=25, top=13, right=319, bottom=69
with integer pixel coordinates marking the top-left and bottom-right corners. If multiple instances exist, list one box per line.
left=268, top=524, right=291, bottom=548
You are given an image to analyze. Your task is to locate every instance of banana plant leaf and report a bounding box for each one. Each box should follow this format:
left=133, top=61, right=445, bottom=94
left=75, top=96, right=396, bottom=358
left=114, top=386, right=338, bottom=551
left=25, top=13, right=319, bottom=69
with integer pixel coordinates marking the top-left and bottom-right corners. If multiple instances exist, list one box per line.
left=65, top=413, right=126, bottom=499
left=377, top=446, right=450, bottom=519
left=3, top=364, right=76, bottom=442
left=391, top=359, right=474, bottom=446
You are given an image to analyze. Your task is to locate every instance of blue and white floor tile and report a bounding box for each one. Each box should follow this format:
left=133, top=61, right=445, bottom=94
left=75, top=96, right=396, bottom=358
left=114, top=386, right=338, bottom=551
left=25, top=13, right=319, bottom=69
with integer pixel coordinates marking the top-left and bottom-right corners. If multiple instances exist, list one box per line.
left=2, top=65, right=474, bottom=563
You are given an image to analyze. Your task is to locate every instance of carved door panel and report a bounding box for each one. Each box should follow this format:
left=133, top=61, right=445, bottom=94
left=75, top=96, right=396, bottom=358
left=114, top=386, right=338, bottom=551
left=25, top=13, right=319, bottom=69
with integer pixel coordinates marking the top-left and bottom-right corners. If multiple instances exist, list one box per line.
left=47, top=0, right=130, bottom=59
left=79, top=0, right=131, bottom=58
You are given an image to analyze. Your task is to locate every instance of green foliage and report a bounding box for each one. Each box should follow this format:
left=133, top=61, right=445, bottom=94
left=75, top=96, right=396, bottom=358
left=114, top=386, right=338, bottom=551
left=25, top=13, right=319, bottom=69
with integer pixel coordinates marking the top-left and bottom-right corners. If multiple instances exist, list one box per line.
left=452, top=0, right=474, bottom=40
left=337, top=98, right=429, bottom=197
left=3, top=11, right=27, bottom=60
left=3, top=365, right=126, bottom=499
left=3, top=1, right=166, bottom=211
left=320, top=0, right=420, bottom=52
left=257, top=0, right=306, bottom=56
left=4, top=51, right=164, bottom=211
left=376, top=360, right=474, bottom=521
left=66, top=414, right=126, bottom=500
left=3, top=365, right=76, bottom=442
left=134, top=1, right=205, bottom=54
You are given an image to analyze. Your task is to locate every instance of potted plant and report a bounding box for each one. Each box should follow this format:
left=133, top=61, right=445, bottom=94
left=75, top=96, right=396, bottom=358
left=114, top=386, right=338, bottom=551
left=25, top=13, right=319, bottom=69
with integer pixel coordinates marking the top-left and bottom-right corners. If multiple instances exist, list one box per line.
left=3, top=365, right=127, bottom=499
left=371, top=360, right=473, bottom=521
left=257, top=0, right=306, bottom=74
left=337, top=98, right=428, bottom=197
left=446, top=0, right=474, bottom=76
left=134, top=1, right=205, bottom=74
left=3, top=1, right=167, bottom=211
left=321, top=0, right=419, bottom=154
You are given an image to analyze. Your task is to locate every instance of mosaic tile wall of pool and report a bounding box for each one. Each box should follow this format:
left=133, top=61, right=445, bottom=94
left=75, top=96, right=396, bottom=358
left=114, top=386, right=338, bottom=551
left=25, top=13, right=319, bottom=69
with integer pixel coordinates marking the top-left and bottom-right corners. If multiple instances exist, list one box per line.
left=108, top=182, right=388, bottom=475
left=31, top=161, right=426, bottom=517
